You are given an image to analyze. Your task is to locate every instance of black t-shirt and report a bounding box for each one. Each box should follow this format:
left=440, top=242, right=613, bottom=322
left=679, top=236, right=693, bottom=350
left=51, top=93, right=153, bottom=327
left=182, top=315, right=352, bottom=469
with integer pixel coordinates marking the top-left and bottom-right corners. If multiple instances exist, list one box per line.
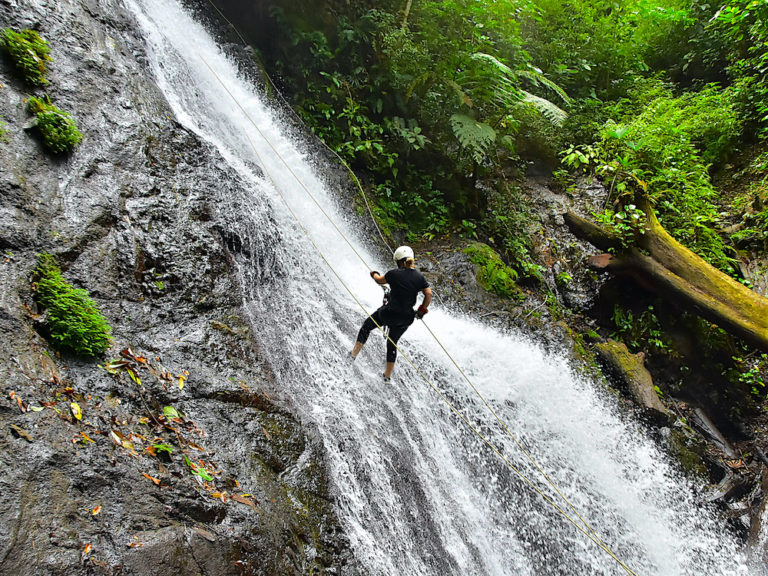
left=384, top=267, right=429, bottom=314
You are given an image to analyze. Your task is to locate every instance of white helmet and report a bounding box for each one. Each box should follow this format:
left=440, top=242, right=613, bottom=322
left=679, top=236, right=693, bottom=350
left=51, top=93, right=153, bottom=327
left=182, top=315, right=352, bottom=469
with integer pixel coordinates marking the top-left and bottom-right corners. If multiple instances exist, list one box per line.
left=393, top=245, right=414, bottom=264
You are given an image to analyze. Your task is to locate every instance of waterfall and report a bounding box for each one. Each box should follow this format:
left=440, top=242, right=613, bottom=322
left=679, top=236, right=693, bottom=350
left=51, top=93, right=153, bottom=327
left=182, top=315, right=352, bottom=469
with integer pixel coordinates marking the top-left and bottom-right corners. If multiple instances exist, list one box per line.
left=125, top=1, right=760, bottom=574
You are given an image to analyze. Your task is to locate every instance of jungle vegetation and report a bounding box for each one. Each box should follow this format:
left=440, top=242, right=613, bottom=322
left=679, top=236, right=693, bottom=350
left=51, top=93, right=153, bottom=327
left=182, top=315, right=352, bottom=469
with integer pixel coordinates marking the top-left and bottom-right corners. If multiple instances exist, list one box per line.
left=245, top=0, right=768, bottom=414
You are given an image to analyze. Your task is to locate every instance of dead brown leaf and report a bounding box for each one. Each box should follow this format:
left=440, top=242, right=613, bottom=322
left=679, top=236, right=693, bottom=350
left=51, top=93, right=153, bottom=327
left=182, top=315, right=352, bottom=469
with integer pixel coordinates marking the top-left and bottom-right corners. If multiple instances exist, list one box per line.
left=10, top=424, right=32, bottom=442
left=230, top=494, right=258, bottom=511
left=142, top=473, right=161, bottom=485
left=109, top=430, right=123, bottom=445
left=192, top=527, right=216, bottom=542
left=8, top=391, right=25, bottom=413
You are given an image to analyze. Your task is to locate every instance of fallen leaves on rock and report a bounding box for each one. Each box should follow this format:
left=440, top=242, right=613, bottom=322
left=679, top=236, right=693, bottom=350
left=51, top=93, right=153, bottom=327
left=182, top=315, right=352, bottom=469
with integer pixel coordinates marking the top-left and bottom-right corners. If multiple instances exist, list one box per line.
left=8, top=391, right=26, bottom=413
left=10, top=424, right=33, bottom=442
left=230, top=493, right=259, bottom=512
left=142, top=472, right=161, bottom=486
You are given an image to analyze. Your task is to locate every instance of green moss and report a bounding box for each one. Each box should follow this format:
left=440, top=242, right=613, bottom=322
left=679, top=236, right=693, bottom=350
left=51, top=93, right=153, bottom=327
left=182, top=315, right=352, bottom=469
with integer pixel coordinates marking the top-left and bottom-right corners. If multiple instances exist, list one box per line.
left=27, top=96, right=83, bottom=154
left=463, top=242, right=523, bottom=300
left=667, top=426, right=708, bottom=478
left=33, top=253, right=112, bottom=357
left=1, top=28, right=51, bottom=85
left=563, top=324, right=601, bottom=375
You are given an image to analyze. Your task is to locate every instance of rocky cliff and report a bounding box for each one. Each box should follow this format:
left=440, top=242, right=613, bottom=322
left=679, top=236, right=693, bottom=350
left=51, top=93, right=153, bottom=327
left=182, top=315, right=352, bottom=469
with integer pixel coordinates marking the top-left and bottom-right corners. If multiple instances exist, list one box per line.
left=0, top=1, right=355, bottom=574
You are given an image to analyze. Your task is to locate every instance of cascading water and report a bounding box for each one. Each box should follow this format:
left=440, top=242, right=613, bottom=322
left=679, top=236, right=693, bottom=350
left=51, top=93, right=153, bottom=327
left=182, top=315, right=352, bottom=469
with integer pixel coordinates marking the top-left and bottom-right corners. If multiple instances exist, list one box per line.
left=126, top=1, right=761, bottom=574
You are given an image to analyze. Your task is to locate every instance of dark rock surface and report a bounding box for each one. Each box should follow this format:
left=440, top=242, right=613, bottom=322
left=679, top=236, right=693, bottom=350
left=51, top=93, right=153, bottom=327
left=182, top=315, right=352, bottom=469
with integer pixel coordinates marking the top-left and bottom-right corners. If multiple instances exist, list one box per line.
left=0, top=1, right=356, bottom=574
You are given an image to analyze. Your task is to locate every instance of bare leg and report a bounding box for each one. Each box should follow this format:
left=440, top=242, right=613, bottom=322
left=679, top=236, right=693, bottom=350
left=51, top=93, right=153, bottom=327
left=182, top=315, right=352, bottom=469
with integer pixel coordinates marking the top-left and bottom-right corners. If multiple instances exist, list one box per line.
left=384, top=361, right=395, bottom=379
left=351, top=341, right=364, bottom=358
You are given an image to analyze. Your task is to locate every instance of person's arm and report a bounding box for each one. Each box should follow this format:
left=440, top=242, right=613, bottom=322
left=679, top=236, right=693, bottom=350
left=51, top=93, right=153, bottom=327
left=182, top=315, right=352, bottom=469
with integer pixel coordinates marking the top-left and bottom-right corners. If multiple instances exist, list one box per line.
left=416, top=286, right=432, bottom=318
left=370, top=270, right=388, bottom=285
left=422, top=287, right=433, bottom=308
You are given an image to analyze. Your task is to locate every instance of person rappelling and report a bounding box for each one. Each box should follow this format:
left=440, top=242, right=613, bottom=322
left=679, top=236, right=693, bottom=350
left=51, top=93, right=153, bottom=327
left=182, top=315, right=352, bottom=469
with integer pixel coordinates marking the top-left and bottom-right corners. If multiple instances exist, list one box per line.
left=351, top=246, right=432, bottom=381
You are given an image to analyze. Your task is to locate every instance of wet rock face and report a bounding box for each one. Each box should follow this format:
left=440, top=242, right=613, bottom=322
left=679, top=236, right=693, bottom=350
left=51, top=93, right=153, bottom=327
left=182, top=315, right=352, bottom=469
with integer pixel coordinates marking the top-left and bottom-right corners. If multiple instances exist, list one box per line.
left=0, top=1, right=355, bottom=575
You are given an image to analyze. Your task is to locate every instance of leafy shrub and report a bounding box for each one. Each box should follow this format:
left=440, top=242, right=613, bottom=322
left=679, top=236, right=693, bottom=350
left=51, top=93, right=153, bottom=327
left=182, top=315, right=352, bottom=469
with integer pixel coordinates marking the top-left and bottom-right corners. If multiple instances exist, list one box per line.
left=594, top=203, right=648, bottom=249
left=1, top=28, right=51, bottom=85
left=33, top=253, right=112, bottom=357
left=731, top=354, right=768, bottom=397
left=463, top=242, right=522, bottom=300
left=610, top=304, right=669, bottom=353
left=27, top=96, right=83, bottom=153
left=483, top=185, right=544, bottom=283
left=563, top=79, right=741, bottom=275
left=710, top=1, right=768, bottom=138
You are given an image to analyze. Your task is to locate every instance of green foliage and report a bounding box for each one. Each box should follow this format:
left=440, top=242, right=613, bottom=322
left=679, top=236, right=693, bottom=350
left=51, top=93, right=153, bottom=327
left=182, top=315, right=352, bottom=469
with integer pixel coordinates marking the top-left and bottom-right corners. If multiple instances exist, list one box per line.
left=483, top=184, right=544, bottom=282
left=0, top=118, right=8, bottom=142
left=730, top=184, right=768, bottom=249
left=594, top=203, right=647, bottom=249
left=555, top=271, right=572, bottom=289
left=27, top=96, right=83, bottom=154
left=163, top=406, right=181, bottom=420
left=728, top=353, right=768, bottom=397
left=1, top=28, right=51, bottom=85
left=610, top=304, right=669, bottom=353
left=563, top=79, right=741, bottom=275
left=184, top=454, right=214, bottom=482
left=463, top=242, right=523, bottom=300
left=258, top=0, right=567, bottom=233
left=33, top=253, right=112, bottom=357
left=450, top=114, right=497, bottom=164
left=710, top=1, right=768, bottom=137
left=458, top=219, right=478, bottom=239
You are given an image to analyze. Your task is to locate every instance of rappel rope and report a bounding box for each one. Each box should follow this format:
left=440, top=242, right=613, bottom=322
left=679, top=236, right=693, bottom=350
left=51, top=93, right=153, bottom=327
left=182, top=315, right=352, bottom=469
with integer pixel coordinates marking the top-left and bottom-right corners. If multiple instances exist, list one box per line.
left=198, top=54, right=639, bottom=576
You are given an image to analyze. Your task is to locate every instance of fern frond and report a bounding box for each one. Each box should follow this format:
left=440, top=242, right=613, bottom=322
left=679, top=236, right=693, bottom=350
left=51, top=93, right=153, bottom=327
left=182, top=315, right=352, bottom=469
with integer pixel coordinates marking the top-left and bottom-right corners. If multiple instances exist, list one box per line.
left=445, top=78, right=473, bottom=108
left=470, top=52, right=517, bottom=79
left=458, top=53, right=523, bottom=111
left=521, top=91, right=568, bottom=125
left=450, top=113, right=496, bottom=163
left=518, top=68, right=571, bottom=104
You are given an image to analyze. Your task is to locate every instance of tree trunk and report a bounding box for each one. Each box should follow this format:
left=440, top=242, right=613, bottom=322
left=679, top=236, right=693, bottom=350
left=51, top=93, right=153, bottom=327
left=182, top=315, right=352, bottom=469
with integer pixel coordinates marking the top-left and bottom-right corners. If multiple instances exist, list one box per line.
left=401, top=0, right=412, bottom=28
left=564, top=205, right=768, bottom=353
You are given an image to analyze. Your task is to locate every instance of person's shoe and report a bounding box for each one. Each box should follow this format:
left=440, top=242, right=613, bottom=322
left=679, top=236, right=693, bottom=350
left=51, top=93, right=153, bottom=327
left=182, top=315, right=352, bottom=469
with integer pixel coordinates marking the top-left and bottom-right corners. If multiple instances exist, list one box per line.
left=382, top=374, right=391, bottom=382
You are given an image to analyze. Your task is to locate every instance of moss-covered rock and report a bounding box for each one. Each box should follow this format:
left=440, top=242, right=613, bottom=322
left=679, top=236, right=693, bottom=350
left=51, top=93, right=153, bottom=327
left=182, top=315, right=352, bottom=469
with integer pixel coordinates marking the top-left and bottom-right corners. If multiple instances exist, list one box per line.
left=463, top=241, right=524, bottom=301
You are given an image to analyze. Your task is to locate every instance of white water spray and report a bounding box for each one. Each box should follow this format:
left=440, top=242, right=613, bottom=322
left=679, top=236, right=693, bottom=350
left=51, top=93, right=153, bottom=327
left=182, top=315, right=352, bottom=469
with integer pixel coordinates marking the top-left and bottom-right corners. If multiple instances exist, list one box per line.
left=126, top=1, right=760, bottom=574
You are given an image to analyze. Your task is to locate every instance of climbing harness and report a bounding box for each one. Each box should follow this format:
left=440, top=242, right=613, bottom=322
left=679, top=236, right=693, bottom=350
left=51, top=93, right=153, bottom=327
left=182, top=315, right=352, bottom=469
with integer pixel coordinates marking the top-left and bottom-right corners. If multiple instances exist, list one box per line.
left=196, top=32, right=639, bottom=576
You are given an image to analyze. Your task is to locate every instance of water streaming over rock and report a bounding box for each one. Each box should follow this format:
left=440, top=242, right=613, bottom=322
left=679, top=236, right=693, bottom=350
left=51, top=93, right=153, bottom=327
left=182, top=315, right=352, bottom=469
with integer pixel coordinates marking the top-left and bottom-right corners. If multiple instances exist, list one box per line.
left=125, top=1, right=760, bottom=573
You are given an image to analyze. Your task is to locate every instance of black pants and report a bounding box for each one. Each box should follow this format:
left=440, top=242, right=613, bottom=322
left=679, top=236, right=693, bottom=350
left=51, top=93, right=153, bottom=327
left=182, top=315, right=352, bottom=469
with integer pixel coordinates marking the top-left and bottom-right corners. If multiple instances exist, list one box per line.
left=356, top=307, right=414, bottom=363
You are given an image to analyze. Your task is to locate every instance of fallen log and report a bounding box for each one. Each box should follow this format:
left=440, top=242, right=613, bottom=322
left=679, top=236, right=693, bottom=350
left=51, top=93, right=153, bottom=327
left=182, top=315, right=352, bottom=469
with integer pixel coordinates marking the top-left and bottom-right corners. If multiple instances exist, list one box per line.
left=594, top=339, right=672, bottom=424
left=564, top=203, right=768, bottom=353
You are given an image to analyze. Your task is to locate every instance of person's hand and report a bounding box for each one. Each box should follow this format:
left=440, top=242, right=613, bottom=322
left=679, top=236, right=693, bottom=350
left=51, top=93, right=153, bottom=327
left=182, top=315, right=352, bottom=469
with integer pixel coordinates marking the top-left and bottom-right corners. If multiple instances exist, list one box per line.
left=370, top=270, right=380, bottom=279
left=416, top=304, right=428, bottom=319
